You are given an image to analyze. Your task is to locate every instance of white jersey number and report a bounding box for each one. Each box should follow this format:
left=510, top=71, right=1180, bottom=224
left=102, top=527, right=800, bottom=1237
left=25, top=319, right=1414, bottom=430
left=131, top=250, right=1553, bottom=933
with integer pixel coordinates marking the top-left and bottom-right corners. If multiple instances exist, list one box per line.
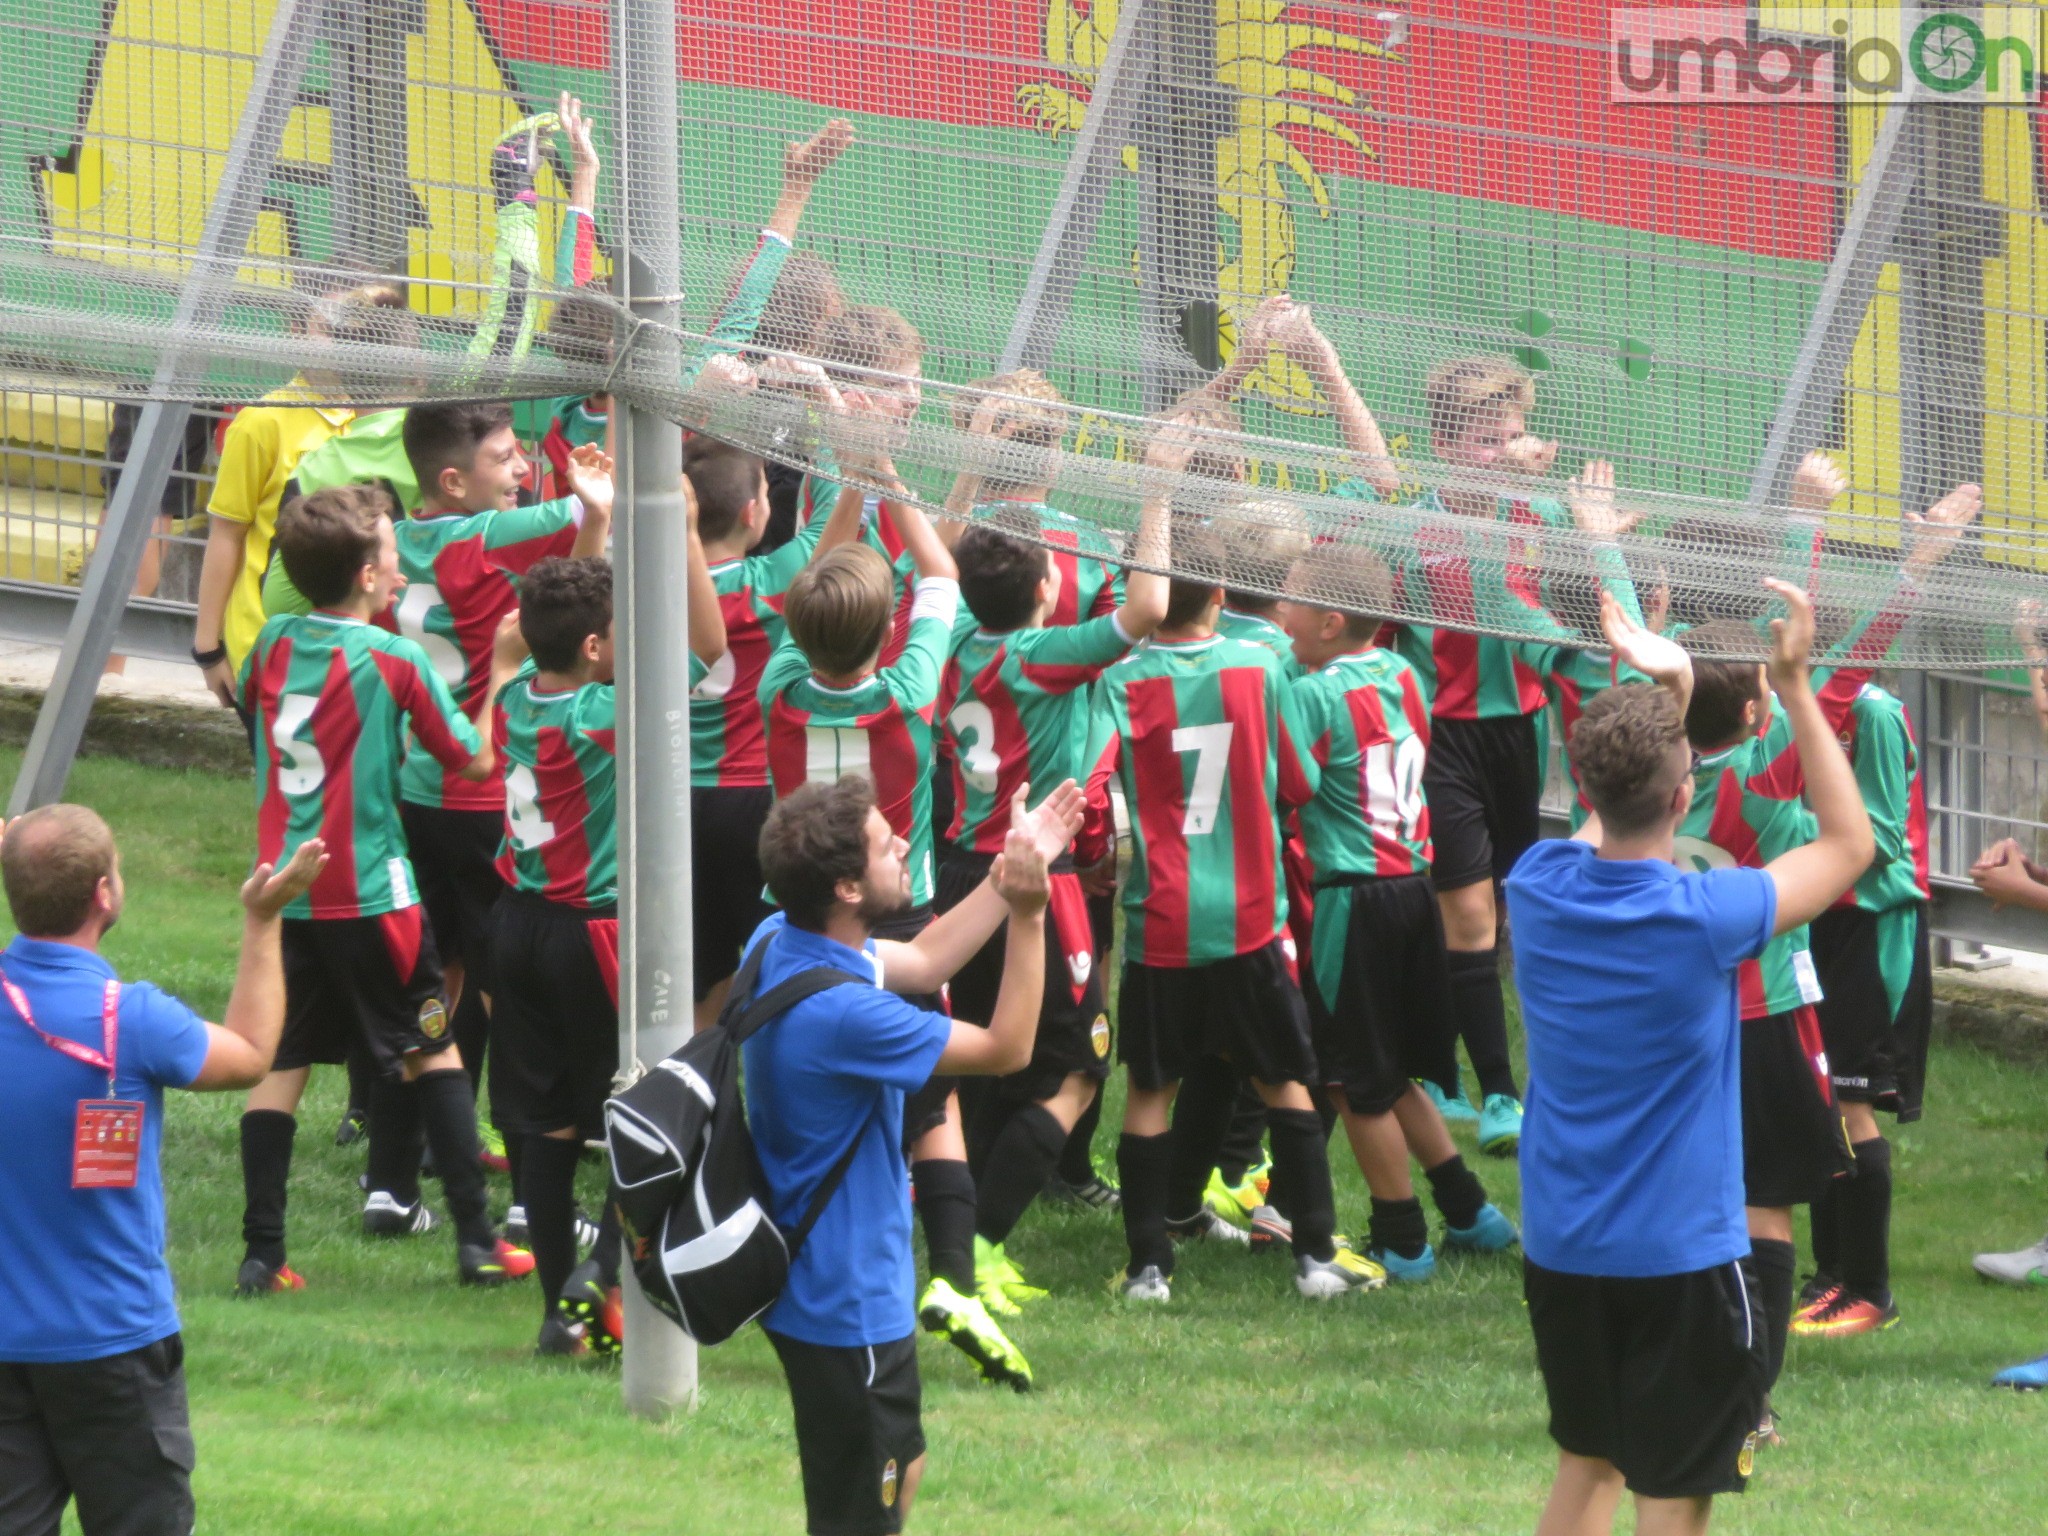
left=505, top=764, right=556, bottom=850
left=394, top=582, right=468, bottom=689
left=271, top=693, right=324, bottom=796
left=948, top=700, right=1001, bottom=796
left=804, top=726, right=872, bottom=786
left=1172, top=721, right=1234, bottom=837
left=1363, top=734, right=1427, bottom=842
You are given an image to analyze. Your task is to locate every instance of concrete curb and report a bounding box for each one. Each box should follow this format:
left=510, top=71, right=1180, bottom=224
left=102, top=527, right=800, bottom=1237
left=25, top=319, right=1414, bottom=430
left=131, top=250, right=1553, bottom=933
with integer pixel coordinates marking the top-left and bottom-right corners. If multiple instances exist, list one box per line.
left=1935, top=968, right=2048, bottom=1067
left=0, top=684, right=250, bottom=777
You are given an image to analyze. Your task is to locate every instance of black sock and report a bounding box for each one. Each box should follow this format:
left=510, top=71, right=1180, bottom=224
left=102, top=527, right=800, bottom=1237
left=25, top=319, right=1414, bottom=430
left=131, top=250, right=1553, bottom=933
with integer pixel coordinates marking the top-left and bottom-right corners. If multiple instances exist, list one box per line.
left=1809, top=1178, right=1842, bottom=1286
left=1424, top=1153, right=1488, bottom=1231
left=1369, top=1196, right=1430, bottom=1260
left=1840, top=1137, right=1893, bottom=1308
left=1448, top=946, right=1518, bottom=1100
left=592, top=1192, right=622, bottom=1287
left=1058, top=1092, right=1104, bottom=1185
left=911, top=1158, right=977, bottom=1293
left=975, top=1105, right=1068, bottom=1245
left=1215, top=1084, right=1269, bottom=1187
left=365, top=1074, right=423, bottom=1207
left=344, top=1044, right=374, bottom=1120
left=523, top=1135, right=584, bottom=1314
left=240, top=1110, right=296, bottom=1268
left=1267, top=1098, right=1338, bottom=1220
left=1751, top=1235, right=1797, bottom=1390
left=415, top=1067, right=495, bottom=1249
left=1118, top=1131, right=1174, bottom=1277
left=505, top=1131, right=525, bottom=1211
left=452, top=986, right=490, bottom=1101
left=1266, top=1107, right=1336, bottom=1262
left=1166, top=1057, right=1240, bottom=1219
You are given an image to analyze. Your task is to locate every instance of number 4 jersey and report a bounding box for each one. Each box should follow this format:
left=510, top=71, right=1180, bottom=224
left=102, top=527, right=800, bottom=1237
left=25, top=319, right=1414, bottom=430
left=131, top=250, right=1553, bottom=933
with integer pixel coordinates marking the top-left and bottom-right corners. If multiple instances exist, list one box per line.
left=241, top=611, right=483, bottom=919
left=1289, top=647, right=1435, bottom=880
left=1083, top=635, right=1320, bottom=967
left=493, top=663, right=620, bottom=909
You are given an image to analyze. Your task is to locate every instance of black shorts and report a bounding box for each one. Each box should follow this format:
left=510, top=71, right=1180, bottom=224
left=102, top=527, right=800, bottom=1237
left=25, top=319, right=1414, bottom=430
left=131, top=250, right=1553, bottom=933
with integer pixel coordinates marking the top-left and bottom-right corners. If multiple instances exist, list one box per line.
left=936, top=849, right=1111, bottom=1105
left=1525, top=1257, right=1767, bottom=1501
left=767, top=1331, right=925, bottom=1536
left=399, top=802, right=506, bottom=988
left=1303, top=873, right=1459, bottom=1115
left=1741, top=1007, right=1851, bottom=1209
left=277, top=910, right=451, bottom=1076
left=0, top=1333, right=195, bottom=1536
left=1810, top=903, right=1932, bottom=1123
left=872, top=905, right=953, bottom=1149
left=1118, top=940, right=1317, bottom=1093
left=487, top=889, right=621, bottom=1137
left=1425, top=713, right=1543, bottom=892
left=692, top=784, right=776, bottom=999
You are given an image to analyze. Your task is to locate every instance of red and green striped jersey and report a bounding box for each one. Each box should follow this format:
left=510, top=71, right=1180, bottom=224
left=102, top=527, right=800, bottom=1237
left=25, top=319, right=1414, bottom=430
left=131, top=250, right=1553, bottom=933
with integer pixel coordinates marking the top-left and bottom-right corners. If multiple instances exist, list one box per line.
left=1290, top=647, right=1435, bottom=880
left=392, top=500, right=583, bottom=811
left=1082, top=635, right=1320, bottom=966
left=1815, top=671, right=1929, bottom=913
left=1002, top=501, right=1123, bottom=628
left=1536, top=645, right=1658, bottom=830
left=937, top=610, right=1138, bottom=855
left=1676, top=737, right=1822, bottom=1020
left=691, top=509, right=833, bottom=788
left=240, top=611, right=482, bottom=920
left=761, top=579, right=961, bottom=907
left=1215, top=606, right=1290, bottom=657
left=493, top=663, right=619, bottom=909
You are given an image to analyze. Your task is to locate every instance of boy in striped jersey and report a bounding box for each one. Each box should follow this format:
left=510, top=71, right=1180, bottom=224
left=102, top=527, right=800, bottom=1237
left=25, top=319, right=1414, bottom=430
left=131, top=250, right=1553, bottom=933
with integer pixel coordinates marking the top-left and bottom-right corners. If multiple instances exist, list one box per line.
left=235, top=487, right=532, bottom=1293
left=933, top=432, right=1173, bottom=1312
left=1082, top=525, right=1384, bottom=1302
left=1278, top=542, right=1519, bottom=1279
left=490, top=526, right=728, bottom=1357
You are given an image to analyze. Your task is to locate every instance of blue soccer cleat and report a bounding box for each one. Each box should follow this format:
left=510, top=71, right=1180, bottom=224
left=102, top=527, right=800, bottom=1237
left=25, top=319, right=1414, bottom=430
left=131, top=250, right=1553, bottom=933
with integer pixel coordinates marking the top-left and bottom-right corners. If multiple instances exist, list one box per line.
left=1479, top=1093, right=1524, bottom=1156
left=1420, top=1076, right=1479, bottom=1125
left=1992, top=1351, right=2048, bottom=1390
left=1364, top=1242, right=1438, bottom=1283
left=1444, top=1202, right=1520, bottom=1254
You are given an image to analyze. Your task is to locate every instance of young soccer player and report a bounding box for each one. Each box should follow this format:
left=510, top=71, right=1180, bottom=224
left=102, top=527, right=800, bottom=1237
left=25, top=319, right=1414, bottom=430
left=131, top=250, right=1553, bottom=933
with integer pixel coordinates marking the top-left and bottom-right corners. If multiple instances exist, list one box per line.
left=235, top=486, right=532, bottom=1293
left=933, top=433, right=1173, bottom=1313
left=1510, top=585, right=1871, bottom=1534
left=1082, top=524, right=1382, bottom=1302
left=1278, top=542, right=1519, bottom=1279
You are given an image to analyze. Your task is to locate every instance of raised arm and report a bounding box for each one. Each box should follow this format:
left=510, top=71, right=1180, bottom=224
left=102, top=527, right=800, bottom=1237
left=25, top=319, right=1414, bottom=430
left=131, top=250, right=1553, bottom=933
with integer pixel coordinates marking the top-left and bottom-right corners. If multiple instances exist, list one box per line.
left=933, top=818, right=1048, bottom=1075
left=1112, top=427, right=1184, bottom=639
left=684, top=476, right=727, bottom=667
left=188, top=839, right=330, bottom=1089
left=874, top=459, right=957, bottom=583
left=767, top=119, right=854, bottom=244
left=1758, top=580, right=1874, bottom=933
left=560, top=442, right=615, bottom=559
left=456, top=615, right=530, bottom=783
left=1276, top=305, right=1398, bottom=498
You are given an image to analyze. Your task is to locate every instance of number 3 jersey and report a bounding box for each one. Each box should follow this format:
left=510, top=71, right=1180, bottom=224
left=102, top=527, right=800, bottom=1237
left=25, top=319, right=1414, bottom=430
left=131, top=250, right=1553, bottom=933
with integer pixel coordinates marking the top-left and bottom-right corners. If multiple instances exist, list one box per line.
left=1082, top=635, right=1320, bottom=967
left=241, top=611, right=483, bottom=920
left=390, top=501, right=583, bottom=812
left=1289, top=648, right=1435, bottom=880
left=493, top=662, right=621, bottom=909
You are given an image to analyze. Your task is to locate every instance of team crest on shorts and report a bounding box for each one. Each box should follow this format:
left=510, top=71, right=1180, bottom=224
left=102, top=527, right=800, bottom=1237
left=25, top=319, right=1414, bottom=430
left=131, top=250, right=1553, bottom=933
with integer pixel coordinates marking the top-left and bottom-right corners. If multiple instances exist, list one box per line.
left=1090, top=1014, right=1111, bottom=1059
left=418, top=998, right=449, bottom=1040
left=880, top=1458, right=899, bottom=1508
left=1736, top=1428, right=1760, bottom=1478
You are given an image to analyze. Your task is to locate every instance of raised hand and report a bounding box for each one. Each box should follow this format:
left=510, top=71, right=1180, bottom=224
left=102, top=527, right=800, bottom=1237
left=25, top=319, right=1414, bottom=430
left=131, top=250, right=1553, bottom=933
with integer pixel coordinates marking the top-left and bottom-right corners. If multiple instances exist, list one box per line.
left=1600, top=588, right=1692, bottom=707
left=1788, top=450, right=1846, bottom=512
left=491, top=610, right=529, bottom=674
left=1013, top=778, right=1085, bottom=864
left=1498, top=434, right=1558, bottom=478
left=695, top=353, right=760, bottom=396
left=991, top=822, right=1052, bottom=917
left=1567, top=459, right=1621, bottom=538
left=784, top=119, right=855, bottom=190
left=558, top=92, right=599, bottom=186
left=562, top=442, right=615, bottom=518
left=1142, top=419, right=1204, bottom=478
left=1762, top=577, right=1815, bottom=683
left=241, top=838, right=329, bottom=921
left=1903, top=481, right=1982, bottom=576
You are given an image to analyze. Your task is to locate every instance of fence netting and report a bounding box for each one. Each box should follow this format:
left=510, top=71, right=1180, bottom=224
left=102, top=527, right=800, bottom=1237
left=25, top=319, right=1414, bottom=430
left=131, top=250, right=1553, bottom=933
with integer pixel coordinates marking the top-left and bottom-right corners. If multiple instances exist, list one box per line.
left=1, top=0, right=2044, bottom=666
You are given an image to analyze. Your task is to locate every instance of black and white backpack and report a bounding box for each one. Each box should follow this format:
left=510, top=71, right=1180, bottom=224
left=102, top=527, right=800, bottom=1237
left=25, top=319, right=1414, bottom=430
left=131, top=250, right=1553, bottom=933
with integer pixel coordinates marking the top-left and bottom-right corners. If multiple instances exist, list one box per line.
left=604, top=936, right=871, bottom=1344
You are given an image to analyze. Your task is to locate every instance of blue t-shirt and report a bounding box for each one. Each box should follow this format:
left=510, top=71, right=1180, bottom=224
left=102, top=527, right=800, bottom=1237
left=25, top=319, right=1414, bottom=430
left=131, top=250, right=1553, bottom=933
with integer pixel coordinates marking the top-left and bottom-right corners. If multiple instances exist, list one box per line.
left=0, top=936, right=211, bottom=1363
left=738, top=914, right=951, bottom=1347
left=1505, top=840, right=1776, bottom=1279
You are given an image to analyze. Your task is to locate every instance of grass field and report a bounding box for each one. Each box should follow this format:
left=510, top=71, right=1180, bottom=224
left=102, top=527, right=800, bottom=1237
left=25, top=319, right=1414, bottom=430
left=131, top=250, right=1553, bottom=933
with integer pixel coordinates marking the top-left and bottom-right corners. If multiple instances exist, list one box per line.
left=10, top=747, right=2048, bottom=1535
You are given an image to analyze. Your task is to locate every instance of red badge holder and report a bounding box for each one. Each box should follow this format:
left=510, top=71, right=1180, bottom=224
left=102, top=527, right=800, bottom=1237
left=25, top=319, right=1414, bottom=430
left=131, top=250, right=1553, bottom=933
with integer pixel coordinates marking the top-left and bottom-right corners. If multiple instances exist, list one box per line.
left=1, top=967, right=140, bottom=1189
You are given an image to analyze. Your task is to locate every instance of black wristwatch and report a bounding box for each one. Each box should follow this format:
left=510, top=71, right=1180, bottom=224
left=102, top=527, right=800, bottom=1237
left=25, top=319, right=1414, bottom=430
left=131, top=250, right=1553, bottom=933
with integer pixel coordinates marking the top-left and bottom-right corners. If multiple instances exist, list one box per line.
left=191, top=643, right=228, bottom=669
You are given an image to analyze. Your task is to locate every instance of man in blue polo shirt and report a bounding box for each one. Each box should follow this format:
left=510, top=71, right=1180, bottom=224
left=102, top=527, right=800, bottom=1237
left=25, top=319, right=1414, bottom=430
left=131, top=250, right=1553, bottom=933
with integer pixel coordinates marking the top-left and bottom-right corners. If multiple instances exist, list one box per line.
left=743, top=774, right=1079, bottom=1536
left=0, top=805, right=325, bottom=1535
left=1505, top=587, right=1872, bottom=1535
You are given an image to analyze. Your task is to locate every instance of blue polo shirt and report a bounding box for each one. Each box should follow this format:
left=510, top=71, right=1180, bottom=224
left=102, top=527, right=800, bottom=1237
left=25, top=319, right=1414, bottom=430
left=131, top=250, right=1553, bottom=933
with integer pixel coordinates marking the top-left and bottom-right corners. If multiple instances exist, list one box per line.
left=0, top=936, right=211, bottom=1363
left=738, top=915, right=951, bottom=1347
left=1505, top=840, right=1776, bottom=1279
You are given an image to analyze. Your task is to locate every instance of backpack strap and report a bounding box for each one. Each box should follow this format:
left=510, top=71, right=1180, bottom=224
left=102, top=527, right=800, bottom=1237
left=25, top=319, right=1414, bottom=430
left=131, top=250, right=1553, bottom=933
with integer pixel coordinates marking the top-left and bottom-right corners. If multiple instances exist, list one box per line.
left=784, top=1100, right=885, bottom=1264
left=725, top=965, right=867, bottom=1045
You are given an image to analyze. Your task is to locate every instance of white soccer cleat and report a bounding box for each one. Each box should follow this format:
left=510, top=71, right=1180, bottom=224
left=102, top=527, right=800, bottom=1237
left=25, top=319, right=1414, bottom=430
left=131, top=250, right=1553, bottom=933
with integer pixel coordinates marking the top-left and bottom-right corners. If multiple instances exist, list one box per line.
left=1973, top=1234, right=2048, bottom=1288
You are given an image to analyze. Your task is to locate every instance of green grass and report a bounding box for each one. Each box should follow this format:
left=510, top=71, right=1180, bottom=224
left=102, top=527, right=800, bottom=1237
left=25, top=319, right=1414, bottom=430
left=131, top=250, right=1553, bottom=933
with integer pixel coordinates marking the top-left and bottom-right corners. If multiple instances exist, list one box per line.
left=11, top=747, right=2048, bottom=1533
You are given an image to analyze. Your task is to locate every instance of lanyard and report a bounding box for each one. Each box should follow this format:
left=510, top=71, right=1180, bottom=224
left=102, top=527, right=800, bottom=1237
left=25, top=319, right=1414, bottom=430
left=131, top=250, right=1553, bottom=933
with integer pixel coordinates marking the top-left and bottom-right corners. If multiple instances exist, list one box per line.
left=0, top=963, right=120, bottom=1094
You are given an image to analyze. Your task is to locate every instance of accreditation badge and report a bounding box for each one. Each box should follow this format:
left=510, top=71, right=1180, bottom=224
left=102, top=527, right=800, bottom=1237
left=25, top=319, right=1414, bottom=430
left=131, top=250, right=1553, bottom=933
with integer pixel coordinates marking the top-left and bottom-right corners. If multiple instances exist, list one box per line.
left=74, top=1099, right=145, bottom=1189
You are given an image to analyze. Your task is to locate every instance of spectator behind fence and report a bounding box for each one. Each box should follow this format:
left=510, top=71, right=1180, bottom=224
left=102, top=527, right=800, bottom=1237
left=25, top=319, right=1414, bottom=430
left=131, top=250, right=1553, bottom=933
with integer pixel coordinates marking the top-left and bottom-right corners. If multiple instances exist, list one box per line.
left=0, top=806, right=324, bottom=1535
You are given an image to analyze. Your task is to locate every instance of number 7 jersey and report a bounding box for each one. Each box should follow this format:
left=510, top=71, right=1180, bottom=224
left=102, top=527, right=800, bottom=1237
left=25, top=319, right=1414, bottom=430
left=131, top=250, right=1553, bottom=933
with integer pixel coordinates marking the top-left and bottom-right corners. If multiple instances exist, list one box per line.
left=1082, top=635, right=1320, bottom=967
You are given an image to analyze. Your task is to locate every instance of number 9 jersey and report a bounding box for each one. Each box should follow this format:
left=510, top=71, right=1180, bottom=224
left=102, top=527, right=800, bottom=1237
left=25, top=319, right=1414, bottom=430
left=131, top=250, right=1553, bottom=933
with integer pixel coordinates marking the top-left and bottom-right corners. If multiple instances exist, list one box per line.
left=1288, top=648, right=1436, bottom=880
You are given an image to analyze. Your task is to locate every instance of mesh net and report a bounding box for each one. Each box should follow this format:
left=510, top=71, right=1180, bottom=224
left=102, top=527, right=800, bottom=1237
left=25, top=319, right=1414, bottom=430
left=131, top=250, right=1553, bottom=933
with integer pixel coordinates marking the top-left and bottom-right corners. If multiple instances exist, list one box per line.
left=1, top=0, right=2044, bottom=666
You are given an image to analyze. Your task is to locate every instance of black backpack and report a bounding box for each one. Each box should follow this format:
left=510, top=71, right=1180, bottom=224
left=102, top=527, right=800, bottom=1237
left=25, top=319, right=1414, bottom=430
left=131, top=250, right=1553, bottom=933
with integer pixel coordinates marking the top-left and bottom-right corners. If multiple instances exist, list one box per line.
left=604, top=936, right=871, bottom=1344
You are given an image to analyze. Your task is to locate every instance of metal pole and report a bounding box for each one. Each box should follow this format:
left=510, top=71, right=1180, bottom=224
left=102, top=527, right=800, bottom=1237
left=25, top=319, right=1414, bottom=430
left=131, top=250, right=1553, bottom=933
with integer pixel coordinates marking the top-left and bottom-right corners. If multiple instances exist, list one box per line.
left=999, top=0, right=1157, bottom=374
left=1136, top=0, right=1224, bottom=412
left=612, top=0, right=699, bottom=1419
left=8, top=0, right=318, bottom=814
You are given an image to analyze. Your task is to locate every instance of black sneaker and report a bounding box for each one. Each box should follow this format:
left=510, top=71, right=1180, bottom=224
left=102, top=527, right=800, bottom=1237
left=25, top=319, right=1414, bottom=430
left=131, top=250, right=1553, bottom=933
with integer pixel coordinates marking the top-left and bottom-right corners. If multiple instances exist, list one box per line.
left=558, top=1258, right=624, bottom=1357
left=459, top=1238, right=536, bottom=1287
left=1045, top=1172, right=1121, bottom=1210
left=334, top=1106, right=367, bottom=1148
left=536, top=1315, right=591, bottom=1359
left=362, top=1192, right=435, bottom=1238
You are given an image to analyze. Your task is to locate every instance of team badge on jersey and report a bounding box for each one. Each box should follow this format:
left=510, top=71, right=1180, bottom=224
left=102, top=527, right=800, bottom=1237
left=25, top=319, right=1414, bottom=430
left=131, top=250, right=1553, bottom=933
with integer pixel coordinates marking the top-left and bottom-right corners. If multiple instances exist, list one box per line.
left=1091, top=1014, right=1111, bottom=1059
left=881, top=1459, right=899, bottom=1509
left=418, top=998, right=449, bottom=1040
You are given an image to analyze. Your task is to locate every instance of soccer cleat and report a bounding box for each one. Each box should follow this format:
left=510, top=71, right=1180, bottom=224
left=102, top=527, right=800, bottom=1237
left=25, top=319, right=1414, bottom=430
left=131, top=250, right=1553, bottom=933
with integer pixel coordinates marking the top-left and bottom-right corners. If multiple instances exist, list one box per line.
left=1972, top=1235, right=2048, bottom=1288
left=536, top=1315, right=591, bottom=1359
left=362, top=1191, right=435, bottom=1238
left=234, top=1258, right=306, bottom=1297
left=1364, top=1242, right=1438, bottom=1283
left=1478, top=1094, right=1524, bottom=1157
left=1167, top=1207, right=1251, bottom=1245
left=1119, top=1264, right=1172, bottom=1302
left=559, top=1259, right=624, bottom=1357
left=459, top=1238, right=537, bottom=1286
left=1420, top=1077, right=1480, bottom=1125
left=1795, top=1275, right=1841, bottom=1319
left=973, top=1235, right=1049, bottom=1307
left=334, top=1106, right=367, bottom=1148
left=1991, top=1350, right=2048, bottom=1390
left=504, top=1205, right=529, bottom=1248
left=1247, top=1205, right=1293, bottom=1253
left=574, top=1205, right=601, bottom=1255
left=919, top=1278, right=1033, bottom=1392
left=1295, top=1249, right=1388, bottom=1298
left=478, top=1124, right=511, bottom=1175
left=1443, top=1202, right=1520, bottom=1254
left=1044, top=1171, right=1121, bottom=1210
left=1204, top=1165, right=1268, bottom=1223
left=1791, top=1291, right=1899, bottom=1337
